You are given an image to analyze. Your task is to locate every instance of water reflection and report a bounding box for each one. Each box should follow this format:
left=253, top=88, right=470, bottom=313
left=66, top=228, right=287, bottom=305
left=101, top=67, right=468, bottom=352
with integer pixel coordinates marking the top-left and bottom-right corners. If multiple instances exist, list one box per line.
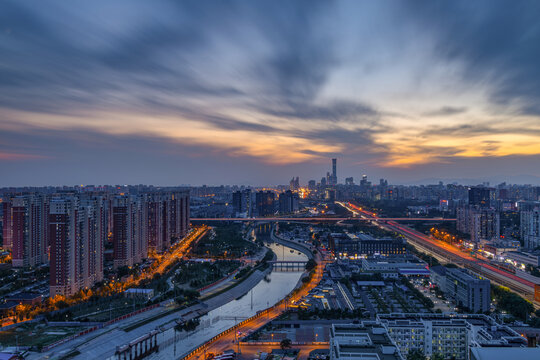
left=166, top=231, right=307, bottom=356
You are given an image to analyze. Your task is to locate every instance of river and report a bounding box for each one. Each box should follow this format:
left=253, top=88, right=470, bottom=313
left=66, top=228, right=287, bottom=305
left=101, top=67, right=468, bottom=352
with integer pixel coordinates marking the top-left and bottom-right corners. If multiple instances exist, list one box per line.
left=150, top=235, right=308, bottom=359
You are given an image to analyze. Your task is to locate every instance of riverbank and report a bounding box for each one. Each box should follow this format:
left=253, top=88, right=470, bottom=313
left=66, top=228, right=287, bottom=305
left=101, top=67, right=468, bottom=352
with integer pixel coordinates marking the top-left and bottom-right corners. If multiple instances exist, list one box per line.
left=179, top=241, right=323, bottom=360
left=271, top=226, right=314, bottom=260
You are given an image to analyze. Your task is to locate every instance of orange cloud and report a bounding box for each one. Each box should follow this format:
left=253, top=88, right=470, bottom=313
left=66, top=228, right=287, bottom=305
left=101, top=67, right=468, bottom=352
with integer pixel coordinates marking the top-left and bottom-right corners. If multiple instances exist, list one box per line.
left=0, top=152, right=47, bottom=161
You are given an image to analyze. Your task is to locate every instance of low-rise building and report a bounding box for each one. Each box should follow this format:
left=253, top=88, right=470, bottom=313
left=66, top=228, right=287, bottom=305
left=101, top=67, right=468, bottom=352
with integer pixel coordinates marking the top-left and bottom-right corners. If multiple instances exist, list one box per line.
left=330, top=323, right=403, bottom=360
left=329, top=234, right=406, bottom=258
left=379, top=316, right=468, bottom=360
left=124, top=288, right=154, bottom=300
left=429, top=266, right=447, bottom=290
left=377, top=313, right=527, bottom=360
left=5, top=293, right=42, bottom=306
left=430, top=266, right=491, bottom=313
left=445, top=268, right=490, bottom=313
left=361, top=256, right=428, bottom=276
left=470, top=347, right=540, bottom=360
left=503, top=251, right=540, bottom=267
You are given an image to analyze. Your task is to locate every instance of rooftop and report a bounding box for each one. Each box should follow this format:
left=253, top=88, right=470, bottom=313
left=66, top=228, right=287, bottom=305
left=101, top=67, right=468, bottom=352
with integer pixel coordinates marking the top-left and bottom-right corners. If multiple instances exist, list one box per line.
left=470, top=347, right=540, bottom=360
left=5, top=292, right=42, bottom=301
left=331, top=323, right=403, bottom=360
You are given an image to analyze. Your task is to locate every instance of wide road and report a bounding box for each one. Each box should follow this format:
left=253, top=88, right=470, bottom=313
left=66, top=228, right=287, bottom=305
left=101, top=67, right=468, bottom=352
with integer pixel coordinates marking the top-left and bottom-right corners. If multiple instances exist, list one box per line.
left=238, top=343, right=328, bottom=360
left=192, top=217, right=455, bottom=222
left=341, top=202, right=537, bottom=303
left=181, top=251, right=327, bottom=360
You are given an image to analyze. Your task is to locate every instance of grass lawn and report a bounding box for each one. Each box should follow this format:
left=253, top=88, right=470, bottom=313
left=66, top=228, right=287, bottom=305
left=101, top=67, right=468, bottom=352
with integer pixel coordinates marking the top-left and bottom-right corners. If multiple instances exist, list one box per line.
left=0, top=322, right=92, bottom=347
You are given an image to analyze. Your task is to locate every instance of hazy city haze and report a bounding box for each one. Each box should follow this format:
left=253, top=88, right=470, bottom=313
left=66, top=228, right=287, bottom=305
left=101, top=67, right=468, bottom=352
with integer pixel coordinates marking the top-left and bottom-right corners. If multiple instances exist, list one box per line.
left=1, top=0, right=540, bottom=186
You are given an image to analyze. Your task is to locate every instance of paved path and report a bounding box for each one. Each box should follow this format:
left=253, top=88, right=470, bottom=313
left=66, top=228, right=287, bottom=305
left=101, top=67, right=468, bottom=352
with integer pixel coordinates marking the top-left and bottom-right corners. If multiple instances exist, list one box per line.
left=28, top=266, right=272, bottom=360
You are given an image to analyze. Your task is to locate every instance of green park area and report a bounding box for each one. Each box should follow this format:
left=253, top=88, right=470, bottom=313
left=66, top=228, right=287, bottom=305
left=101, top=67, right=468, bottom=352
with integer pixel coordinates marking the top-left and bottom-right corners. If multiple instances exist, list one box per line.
left=0, top=322, right=92, bottom=350
left=191, top=224, right=259, bottom=258
left=174, top=260, right=241, bottom=289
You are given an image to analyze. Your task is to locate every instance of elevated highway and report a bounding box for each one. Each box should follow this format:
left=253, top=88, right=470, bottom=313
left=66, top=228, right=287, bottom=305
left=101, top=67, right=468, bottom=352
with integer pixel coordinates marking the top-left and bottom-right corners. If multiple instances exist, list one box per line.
left=192, top=217, right=456, bottom=222
left=341, top=202, right=538, bottom=306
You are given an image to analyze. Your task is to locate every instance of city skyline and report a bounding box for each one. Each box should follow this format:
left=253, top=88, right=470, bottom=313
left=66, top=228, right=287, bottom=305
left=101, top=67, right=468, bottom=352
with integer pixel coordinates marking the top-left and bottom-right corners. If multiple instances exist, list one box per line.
left=2, top=1, right=540, bottom=186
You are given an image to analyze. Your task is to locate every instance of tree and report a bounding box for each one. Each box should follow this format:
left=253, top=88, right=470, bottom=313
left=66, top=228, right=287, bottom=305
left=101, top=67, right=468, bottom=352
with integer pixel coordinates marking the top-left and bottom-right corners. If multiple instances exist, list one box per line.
left=406, top=349, right=426, bottom=360
left=431, top=353, right=444, bottom=360
left=280, top=338, right=292, bottom=350
left=175, top=318, right=200, bottom=332
left=305, top=259, right=316, bottom=271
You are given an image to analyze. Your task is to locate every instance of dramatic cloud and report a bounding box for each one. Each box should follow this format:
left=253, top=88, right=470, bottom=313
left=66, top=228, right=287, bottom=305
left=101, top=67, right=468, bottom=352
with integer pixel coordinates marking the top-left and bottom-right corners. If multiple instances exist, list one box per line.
left=1, top=0, right=540, bottom=185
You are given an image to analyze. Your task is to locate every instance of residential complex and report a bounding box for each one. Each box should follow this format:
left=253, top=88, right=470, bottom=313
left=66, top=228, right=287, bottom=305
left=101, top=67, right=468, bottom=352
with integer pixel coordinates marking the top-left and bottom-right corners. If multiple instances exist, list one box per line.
left=520, top=202, right=540, bottom=249
left=2, top=188, right=189, bottom=297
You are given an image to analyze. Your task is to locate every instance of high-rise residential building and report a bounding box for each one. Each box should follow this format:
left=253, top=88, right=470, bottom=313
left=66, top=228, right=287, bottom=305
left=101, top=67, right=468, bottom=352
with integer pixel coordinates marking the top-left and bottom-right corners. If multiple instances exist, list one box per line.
left=232, top=189, right=251, bottom=217
left=78, top=196, right=105, bottom=288
left=520, top=201, right=540, bottom=249
left=3, top=195, right=49, bottom=267
left=50, top=196, right=105, bottom=297
left=49, top=197, right=79, bottom=297
left=457, top=206, right=500, bottom=242
left=470, top=207, right=499, bottom=242
left=144, top=193, right=165, bottom=253
left=468, top=187, right=495, bottom=207
left=345, top=177, right=354, bottom=186
left=255, top=191, right=275, bottom=216
left=278, top=190, right=299, bottom=214
left=165, top=190, right=190, bottom=243
left=112, top=196, right=145, bottom=268
left=1, top=188, right=190, bottom=298
left=114, top=191, right=190, bottom=263
left=2, top=200, right=14, bottom=251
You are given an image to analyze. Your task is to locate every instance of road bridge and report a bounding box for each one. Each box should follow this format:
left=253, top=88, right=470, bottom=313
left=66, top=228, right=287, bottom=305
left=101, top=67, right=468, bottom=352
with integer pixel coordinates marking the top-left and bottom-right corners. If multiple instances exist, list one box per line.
left=268, top=260, right=308, bottom=271
left=192, top=217, right=456, bottom=222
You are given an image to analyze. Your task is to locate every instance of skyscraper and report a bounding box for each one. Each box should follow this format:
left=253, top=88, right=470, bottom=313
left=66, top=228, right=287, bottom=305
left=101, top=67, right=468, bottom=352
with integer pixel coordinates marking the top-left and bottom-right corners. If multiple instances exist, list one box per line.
left=289, top=177, right=300, bottom=191
left=332, top=158, right=337, bottom=185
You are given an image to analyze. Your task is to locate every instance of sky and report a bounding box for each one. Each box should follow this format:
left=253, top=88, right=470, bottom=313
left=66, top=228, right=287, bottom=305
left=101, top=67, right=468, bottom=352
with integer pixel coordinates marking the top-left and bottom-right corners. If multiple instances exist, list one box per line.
left=1, top=0, right=540, bottom=186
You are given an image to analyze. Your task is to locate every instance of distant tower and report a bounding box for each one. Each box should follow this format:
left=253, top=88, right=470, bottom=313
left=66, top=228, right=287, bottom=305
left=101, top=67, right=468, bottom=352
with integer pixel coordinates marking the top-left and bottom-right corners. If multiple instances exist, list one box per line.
left=332, top=158, right=337, bottom=185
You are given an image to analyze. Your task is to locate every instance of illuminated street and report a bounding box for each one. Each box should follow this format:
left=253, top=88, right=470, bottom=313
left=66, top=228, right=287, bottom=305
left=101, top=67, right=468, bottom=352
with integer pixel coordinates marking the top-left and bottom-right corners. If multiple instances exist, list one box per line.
left=342, top=202, right=538, bottom=304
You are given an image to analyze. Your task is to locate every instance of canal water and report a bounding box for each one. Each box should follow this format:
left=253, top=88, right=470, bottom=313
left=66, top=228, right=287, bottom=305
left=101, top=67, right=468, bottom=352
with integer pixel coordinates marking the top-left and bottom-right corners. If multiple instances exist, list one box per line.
left=153, top=226, right=308, bottom=358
